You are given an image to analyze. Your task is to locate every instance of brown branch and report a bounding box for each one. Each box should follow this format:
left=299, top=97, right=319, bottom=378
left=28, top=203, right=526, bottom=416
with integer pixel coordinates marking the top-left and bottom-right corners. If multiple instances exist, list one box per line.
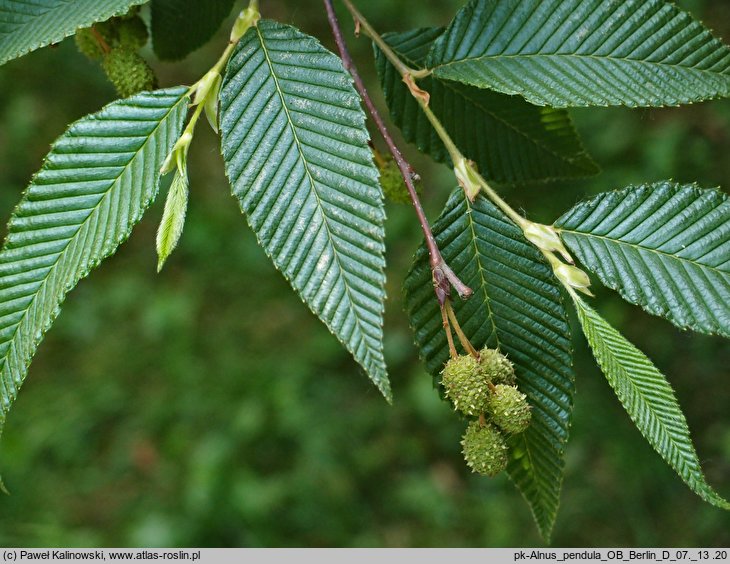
left=90, top=25, right=111, bottom=55
left=323, top=0, right=472, bottom=305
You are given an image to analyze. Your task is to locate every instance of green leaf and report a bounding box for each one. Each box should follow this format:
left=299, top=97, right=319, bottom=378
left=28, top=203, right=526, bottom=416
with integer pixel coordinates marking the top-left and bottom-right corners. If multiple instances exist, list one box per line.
left=573, top=295, right=730, bottom=509
left=374, top=27, right=597, bottom=183
left=426, top=0, right=730, bottom=108
left=151, top=0, right=235, bottom=61
left=0, top=87, right=189, bottom=455
left=403, top=189, right=574, bottom=540
left=219, top=21, right=389, bottom=399
left=0, top=0, right=145, bottom=66
left=156, top=168, right=189, bottom=271
left=556, top=182, right=730, bottom=338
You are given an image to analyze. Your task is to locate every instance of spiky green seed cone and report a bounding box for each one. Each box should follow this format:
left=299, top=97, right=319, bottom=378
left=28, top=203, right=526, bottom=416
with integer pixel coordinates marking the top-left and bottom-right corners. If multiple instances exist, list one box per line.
left=379, top=158, right=411, bottom=204
left=441, top=354, right=491, bottom=416
left=479, top=347, right=515, bottom=385
left=75, top=28, right=105, bottom=60
left=102, top=48, right=156, bottom=98
left=487, top=384, right=532, bottom=434
left=75, top=20, right=121, bottom=60
left=461, top=421, right=508, bottom=477
left=118, top=16, right=149, bottom=49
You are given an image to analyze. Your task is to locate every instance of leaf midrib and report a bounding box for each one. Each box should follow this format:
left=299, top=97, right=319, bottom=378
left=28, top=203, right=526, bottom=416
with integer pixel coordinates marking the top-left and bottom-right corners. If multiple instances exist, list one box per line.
left=464, top=196, right=570, bottom=519
left=579, top=303, right=699, bottom=486
left=461, top=195, right=500, bottom=350
left=393, top=37, right=576, bottom=163
left=428, top=52, right=730, bottom=79
left=558, top=228, right=727, bottom=275
left=253, top=25, right=375, bottom=372
left=464, top=197, right=557, bottom=520
left=0, top=95, right=184, bottom=378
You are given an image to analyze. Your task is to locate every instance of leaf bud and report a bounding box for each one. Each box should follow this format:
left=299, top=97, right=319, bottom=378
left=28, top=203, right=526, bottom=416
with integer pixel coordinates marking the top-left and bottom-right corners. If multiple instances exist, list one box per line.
left=523, top=222, right=573, bottom=263
left=453, top=157, right=482, bottom=201
left=230, top=7, right=261, bottom=43
left=554, top=262, right=593, bottom=296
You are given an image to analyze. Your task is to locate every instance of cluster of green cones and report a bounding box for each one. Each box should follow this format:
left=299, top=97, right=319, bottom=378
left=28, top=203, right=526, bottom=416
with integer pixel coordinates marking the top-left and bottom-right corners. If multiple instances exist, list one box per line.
left=441, top=348, right=532, bottom=477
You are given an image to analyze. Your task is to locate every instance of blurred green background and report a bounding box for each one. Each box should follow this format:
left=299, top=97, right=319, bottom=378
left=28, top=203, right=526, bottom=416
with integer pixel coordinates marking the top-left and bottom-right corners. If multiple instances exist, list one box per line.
left=0, top=0, right=729, bottom=547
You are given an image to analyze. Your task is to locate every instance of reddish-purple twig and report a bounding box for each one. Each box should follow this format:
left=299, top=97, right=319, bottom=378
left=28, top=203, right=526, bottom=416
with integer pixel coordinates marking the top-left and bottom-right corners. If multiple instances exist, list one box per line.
left=323, top=0, right=472, bottom=305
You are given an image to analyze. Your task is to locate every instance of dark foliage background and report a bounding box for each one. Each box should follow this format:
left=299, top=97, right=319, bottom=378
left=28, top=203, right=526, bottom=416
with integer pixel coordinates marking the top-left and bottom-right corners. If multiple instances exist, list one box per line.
left=0, top=0, right=728, bottom=547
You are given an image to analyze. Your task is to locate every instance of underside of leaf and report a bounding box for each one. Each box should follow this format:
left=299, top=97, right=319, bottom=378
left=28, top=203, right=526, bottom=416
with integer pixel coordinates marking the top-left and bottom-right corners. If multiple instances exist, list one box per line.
left=220, top=21, right=389, bottom=399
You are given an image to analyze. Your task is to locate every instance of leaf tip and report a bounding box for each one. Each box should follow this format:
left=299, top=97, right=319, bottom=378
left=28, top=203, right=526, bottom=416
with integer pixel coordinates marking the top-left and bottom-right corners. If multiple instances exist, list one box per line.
left=377, top=378, right=393, bottom=404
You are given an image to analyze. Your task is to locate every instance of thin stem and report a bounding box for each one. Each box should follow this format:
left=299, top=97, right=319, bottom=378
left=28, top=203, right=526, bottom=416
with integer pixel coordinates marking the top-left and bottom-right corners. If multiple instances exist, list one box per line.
left=324, top=0, right=472, bottom=303
left=342, top=0, right=593, bottom=302
left=475, top=172, right=529, bottom=228
left=183, top=100, right=206, bottom=137
left=445, top=301, right=478, bottom=358
left=342, top=0, right=528, bottom=231
left=440, top=305, right=458, bottom=359
left=187, top=0, right=260, bottom=98
left=369, top=143, right=387, bottom=169
left=340, top=0, right=430, bottom=79
left=90, top=25, right=111, bottom=54
left=415, top=100, right=462, bottom=163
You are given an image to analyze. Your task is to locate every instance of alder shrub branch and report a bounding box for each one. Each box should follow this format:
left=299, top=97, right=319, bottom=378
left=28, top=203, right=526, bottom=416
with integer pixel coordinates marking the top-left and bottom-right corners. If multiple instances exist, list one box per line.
left=323, top=0, right=472, bottom=307
left=1, top=0, right=728, bottom=539
left=340, top=0, right=594, bottom=300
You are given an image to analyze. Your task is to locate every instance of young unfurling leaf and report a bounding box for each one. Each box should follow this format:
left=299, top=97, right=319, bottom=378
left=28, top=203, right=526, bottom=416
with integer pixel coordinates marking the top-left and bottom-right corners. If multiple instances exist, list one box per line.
left=156, top=168, right=190, bottom=272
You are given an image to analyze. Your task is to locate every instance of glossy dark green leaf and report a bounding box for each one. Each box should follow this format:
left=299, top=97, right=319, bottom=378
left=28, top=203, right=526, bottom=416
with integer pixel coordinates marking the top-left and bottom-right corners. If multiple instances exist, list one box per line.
left=0, top=87, right=189, bottom=459
left=375, top=27, right=597, bottom=183
left=427, top=0, right=730, bottom=107
left=0, top=0, right=145, bottom=66
left=557, top=182, right=730, bottom=337
left=574, top=295, right=730, bottom=509
left=404, top=189, right=574, bottom=540
left=220, top=21, right=389, bottom=399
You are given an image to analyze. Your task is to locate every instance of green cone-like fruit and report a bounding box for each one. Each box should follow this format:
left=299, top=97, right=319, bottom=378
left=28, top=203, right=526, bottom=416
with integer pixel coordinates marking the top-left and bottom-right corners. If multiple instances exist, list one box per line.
left=487, top=384, right=532, bottom=434
left=75, top=19, right=126, bottom=61
left=441, top=354, right=490, bottom=416
left=118, top=16, right=149, bottom=49
left=479, top=347, right=515, bottom=385
left=461, top=421, right=508, bottom=477
left=102, top=48, right=156, bottom=98
left=75, top=27, right=105, bottom=60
